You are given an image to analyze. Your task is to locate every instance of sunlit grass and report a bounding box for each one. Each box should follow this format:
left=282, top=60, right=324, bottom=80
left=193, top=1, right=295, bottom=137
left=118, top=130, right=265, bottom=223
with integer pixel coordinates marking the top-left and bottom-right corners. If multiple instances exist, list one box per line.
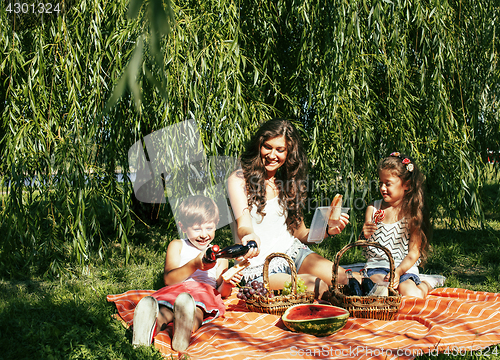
left=1, top=168, right=499, bottom=359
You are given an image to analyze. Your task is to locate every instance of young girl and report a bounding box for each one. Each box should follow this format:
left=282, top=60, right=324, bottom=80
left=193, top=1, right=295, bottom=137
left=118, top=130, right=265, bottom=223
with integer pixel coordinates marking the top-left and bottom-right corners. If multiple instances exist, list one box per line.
left=227, top=119, right=351, bottom=299
left=132, top=195, right=242, bottom=351
left=362, top=152, right=434, bottom=298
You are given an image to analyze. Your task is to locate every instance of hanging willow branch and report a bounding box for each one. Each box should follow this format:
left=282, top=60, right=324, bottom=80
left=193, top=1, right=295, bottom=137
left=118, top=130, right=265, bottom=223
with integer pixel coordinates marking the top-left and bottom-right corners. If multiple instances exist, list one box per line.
left=0, top=0, right=497, bottom=277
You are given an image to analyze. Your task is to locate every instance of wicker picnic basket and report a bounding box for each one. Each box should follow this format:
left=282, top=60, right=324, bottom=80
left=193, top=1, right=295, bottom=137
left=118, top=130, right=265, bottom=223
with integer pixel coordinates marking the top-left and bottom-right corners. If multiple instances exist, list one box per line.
left=245, top=253, right=315, bottom=316
left=329, top=241, right=402, bottom=320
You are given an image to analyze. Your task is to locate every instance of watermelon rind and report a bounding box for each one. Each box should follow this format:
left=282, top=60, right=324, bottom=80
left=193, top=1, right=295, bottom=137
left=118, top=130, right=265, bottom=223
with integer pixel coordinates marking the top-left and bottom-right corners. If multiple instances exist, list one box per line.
left=281, top=304, right=349, bottom=336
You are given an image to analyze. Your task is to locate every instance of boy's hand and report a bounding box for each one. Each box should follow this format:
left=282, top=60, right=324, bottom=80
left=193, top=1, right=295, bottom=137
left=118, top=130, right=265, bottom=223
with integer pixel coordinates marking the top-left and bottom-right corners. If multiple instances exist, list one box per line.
left=196, top=251, right=217, bottom=271
left=222, top=260, right=250, bottom=283
left=224, top=271, right=243, bottom=287
left=362, top=222, right=377, bottom=239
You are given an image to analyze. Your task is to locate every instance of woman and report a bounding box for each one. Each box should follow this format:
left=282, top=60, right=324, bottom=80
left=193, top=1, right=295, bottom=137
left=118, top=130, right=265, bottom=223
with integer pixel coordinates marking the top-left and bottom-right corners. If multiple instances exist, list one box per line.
left=227, top=119, right=350, bottom=299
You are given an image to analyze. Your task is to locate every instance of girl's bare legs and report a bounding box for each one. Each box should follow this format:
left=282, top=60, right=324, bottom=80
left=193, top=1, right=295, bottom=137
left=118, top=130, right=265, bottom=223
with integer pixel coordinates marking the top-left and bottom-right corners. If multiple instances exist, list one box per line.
left=268, top=273, right=329, bottom=299
left=368, top=273, right=430, bottom=298
left=369, top=273, right=386, bottom=285
left=192, top=308, right=204, bottom=332
left=398, top=281, right=430, bottom=298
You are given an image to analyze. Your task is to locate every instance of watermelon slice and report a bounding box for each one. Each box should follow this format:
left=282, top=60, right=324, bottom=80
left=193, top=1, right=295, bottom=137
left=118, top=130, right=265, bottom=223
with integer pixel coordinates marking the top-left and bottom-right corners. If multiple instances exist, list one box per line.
left=281, top=304, right=349, bottom=336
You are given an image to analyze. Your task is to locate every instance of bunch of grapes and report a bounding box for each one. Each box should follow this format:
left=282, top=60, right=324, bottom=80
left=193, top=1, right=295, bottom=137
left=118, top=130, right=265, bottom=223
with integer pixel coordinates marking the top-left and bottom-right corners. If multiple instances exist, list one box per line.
left=281, top=277, right=307, bottom=295
left=237, top=280, right=273, bottom=300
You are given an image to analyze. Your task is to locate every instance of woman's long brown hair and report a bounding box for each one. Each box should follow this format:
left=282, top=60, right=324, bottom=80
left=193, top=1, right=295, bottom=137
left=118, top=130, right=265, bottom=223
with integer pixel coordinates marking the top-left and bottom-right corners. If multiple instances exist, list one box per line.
left=240, top=119, right=308, bottom=234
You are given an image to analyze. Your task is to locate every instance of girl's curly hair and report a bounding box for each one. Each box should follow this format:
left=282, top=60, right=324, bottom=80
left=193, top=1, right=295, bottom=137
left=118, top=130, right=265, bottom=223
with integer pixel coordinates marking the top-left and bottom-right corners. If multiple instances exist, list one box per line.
left=378, top=154, right=431, bottom=262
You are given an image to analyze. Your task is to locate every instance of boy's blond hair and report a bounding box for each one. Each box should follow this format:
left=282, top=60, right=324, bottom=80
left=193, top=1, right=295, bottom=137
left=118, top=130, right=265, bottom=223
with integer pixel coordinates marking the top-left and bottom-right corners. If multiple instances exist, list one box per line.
left=177, top=195, right=220, bottom=228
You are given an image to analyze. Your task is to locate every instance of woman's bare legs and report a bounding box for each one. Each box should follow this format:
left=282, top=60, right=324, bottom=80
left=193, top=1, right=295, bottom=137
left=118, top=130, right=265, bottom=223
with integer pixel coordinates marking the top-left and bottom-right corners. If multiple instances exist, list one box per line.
left=267, top=273, right=328, bottom=299
left=298, top=253, right=353, bottom=285
left=264, top=253, right=358, bottom=300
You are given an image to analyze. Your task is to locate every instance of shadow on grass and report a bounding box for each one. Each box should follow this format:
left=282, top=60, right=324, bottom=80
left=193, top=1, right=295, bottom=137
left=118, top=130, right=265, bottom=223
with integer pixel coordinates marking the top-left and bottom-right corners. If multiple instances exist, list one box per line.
left=0, top=280, right=165, bottom=360
left=426, top=226, right=500, bottom=289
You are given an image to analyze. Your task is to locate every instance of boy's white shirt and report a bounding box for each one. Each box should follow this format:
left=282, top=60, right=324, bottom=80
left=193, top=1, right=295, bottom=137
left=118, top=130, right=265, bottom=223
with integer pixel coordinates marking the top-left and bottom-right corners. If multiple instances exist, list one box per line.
left=180, top=238, right=218, bottom=288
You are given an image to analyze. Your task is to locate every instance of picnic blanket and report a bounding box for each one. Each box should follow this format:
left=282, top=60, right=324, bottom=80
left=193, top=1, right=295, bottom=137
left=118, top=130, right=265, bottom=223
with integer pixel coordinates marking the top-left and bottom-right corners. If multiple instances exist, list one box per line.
left=107, top=287, right=500, bottom=359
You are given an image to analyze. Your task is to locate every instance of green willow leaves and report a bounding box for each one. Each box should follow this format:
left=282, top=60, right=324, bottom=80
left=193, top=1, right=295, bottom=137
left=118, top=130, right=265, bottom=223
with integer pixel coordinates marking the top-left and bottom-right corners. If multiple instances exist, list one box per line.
left=0, top=0, right=498, bottom=276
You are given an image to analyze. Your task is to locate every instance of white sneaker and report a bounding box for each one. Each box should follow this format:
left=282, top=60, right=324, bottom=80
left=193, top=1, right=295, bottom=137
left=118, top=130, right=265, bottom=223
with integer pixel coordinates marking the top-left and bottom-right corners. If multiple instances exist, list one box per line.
left=172, top=293, right=196, bottom=352
left=132, top=296, right=158, bottom=347
left=421, top=274, right=446, bottom=288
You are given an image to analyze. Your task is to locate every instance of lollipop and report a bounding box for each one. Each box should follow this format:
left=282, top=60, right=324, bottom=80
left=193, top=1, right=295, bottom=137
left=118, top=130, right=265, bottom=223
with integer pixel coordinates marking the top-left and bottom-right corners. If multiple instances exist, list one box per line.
left=373, top=209, right=385, bottom=224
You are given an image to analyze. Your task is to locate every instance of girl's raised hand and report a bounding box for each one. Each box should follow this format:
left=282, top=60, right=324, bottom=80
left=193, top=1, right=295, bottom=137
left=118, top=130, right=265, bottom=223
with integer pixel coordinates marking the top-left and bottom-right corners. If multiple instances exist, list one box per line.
left=362, top=222, right=377, bottom=239
left=384, top=272, right=400, bottom=288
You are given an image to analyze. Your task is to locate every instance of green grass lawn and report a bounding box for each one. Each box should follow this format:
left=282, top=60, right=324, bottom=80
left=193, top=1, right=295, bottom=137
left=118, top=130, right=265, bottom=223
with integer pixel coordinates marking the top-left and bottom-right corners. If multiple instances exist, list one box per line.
left=1, top=167, right=499, bottom=360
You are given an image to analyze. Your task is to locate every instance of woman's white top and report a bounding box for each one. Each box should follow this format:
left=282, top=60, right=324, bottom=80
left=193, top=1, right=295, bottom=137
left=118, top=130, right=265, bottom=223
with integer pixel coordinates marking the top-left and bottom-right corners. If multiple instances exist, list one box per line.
left=179, top=238, right=218, bottom=288
left=364, top=200, right=420, bottom=274
left=242, top=196, right=304, bottom=280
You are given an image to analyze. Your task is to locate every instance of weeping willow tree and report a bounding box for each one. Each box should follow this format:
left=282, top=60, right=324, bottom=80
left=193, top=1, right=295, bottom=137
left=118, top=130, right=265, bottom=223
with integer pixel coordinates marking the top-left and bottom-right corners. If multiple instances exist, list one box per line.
left=0, top=0, right=498, bottom=277
left=235, top=0, right=499, bottom=224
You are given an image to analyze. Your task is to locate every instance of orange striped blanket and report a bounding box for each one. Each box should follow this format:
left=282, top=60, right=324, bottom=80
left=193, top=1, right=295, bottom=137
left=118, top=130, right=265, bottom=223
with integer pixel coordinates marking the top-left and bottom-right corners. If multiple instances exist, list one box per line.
left=107, top=288, right=500, bottom=359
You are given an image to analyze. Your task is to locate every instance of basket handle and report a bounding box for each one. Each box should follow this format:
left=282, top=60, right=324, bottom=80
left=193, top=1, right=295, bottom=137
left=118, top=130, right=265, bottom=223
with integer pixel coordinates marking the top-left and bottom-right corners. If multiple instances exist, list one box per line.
left=262, top=253, right=298, bottom=295
left=331, top=241, right=397, bottom=291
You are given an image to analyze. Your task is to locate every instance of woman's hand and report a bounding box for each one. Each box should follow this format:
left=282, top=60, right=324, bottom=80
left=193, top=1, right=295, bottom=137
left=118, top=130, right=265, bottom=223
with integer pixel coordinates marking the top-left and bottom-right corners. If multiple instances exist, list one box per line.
left=327, top=213, right=350, bottom=236
left=239, top=233, right=260, bottom=260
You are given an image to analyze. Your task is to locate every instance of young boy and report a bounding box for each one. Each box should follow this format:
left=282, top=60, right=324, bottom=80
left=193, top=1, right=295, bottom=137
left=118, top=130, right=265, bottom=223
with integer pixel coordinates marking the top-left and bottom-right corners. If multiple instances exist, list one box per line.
left=132, top=195, right=243, bottom=351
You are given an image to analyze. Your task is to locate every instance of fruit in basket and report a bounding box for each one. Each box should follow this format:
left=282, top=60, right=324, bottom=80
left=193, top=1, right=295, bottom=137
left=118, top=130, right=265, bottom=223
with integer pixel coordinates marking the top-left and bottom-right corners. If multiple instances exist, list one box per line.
left=282, top=304, right=349, bottom=336
left=282, top=277, right=306, bottom=295
left=237, top=281, right=271, bottom=300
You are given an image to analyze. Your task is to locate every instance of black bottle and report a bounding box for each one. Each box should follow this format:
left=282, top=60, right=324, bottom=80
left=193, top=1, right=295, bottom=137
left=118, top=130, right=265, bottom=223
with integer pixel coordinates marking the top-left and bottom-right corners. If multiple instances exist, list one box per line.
left=360, top=269, right=375, bottom=295
left=215, top=241, right=258, bottom=259
left=346, top=269, right=363, bottom=296
left=202, top=244, right=220, bottom=264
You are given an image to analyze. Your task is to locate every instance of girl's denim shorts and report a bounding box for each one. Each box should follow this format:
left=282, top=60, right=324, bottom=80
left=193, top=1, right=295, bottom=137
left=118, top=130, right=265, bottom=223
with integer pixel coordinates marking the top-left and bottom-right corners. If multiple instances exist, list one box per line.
left=366, top=267, right=421, bottom=285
